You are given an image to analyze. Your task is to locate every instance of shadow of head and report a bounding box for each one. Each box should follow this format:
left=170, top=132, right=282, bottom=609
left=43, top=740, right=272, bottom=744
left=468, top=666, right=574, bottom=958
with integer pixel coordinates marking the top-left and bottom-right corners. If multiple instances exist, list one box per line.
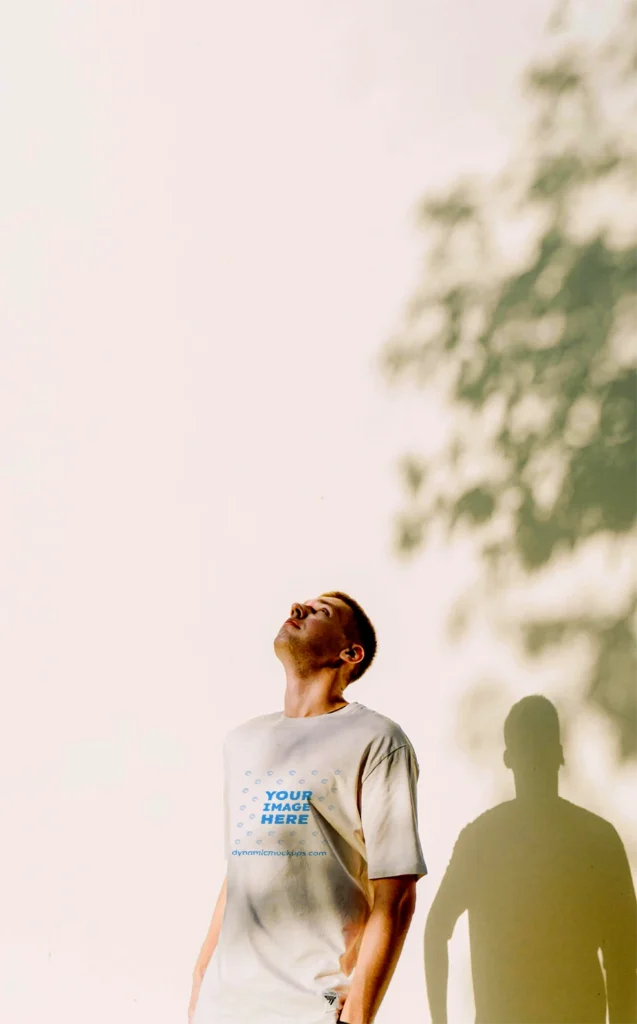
left=503, top=694, right=564, bottom=784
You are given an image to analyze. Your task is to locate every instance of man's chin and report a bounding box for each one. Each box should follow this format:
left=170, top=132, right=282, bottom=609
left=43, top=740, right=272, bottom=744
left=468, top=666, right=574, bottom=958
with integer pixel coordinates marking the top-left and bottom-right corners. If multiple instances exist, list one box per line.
left=275, top=620, right=298, bottom=639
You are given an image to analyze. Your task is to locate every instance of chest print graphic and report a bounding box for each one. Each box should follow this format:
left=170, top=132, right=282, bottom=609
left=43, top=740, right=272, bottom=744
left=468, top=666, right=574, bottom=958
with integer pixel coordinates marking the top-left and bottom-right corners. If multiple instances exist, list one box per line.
left=231, top=768, right=345, bottom=854
left=260, top=788, right=312, bottom=825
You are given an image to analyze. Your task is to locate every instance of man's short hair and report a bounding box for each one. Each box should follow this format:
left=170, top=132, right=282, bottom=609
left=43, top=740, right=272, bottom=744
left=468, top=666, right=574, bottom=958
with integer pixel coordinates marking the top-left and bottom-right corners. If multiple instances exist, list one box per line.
left=321, top=591, right=377, bottom=682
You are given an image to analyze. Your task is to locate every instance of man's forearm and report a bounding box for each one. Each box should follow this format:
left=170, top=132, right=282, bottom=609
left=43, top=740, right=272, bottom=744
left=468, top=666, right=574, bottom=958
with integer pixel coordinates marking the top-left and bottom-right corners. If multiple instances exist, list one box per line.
left=339, top=890, right=416, bottom=1024
left=424, top=923, right=450, bottom=1024
left=188, top=877, right=228, bottom=1023
left=193, top=876, right=227, bottom=980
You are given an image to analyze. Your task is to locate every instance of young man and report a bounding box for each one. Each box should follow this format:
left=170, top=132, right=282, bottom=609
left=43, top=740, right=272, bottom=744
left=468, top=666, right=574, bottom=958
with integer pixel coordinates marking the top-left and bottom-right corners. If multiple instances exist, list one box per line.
left=189, top=591, right=427, bottom=1024
left=425, top=696, right=637, bottom=1024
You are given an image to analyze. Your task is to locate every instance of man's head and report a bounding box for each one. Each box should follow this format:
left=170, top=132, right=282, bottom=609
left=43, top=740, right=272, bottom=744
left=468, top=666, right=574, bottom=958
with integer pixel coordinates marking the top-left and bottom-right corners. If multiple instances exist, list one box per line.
left=274, top=591, right=377, bottom=684
left=503, top=695, right=564, bottom=776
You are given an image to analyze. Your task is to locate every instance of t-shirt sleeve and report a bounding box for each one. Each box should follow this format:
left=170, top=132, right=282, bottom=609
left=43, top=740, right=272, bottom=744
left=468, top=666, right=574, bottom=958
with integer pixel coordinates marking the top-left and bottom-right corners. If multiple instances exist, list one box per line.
left=361, top=743, right=428, bottom=880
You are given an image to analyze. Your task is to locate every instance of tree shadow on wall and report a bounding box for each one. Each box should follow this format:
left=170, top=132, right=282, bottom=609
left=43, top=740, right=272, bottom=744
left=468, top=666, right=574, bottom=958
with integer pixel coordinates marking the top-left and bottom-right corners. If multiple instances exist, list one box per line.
left=382, top=2, right=637, bottom=760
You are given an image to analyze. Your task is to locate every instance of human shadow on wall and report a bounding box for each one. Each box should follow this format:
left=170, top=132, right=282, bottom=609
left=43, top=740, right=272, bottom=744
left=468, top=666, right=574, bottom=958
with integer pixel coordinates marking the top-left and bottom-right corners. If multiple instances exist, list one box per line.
left=425, top=696, right=637, bottom=1024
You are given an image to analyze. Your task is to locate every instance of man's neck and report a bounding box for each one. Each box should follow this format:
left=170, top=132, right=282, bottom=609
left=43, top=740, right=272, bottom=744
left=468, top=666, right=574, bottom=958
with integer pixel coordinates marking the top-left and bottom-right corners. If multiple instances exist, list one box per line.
left=282, top=666, right=349, bottom=718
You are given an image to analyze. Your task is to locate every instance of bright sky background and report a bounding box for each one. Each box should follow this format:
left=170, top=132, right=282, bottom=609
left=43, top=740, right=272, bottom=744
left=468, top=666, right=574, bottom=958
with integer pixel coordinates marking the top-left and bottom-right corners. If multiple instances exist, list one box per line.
left=0, top=2, right=631, bottom=1022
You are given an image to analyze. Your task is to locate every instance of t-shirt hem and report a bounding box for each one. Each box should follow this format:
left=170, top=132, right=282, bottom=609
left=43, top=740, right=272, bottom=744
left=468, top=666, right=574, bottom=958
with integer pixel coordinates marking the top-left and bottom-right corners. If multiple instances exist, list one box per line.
left=367, top=864, right=428, bottom=880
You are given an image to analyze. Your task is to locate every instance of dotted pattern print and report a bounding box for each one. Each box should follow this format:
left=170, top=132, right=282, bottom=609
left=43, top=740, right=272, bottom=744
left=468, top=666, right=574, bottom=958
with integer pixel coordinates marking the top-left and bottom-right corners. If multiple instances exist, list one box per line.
left=230, top=765, right=346, bottom=857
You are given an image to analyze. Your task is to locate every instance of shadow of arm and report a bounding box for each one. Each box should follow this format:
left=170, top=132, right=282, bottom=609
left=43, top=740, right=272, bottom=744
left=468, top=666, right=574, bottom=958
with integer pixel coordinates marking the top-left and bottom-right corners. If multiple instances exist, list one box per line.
left=425, top=830, right=471, bottom=1024
left=601, top=829, right=637, bottom=1024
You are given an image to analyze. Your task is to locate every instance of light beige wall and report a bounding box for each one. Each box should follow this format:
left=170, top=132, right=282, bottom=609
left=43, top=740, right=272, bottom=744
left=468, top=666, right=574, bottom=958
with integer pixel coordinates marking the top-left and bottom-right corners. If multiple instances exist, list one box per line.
left=2, top=2, right=631, bottom=1022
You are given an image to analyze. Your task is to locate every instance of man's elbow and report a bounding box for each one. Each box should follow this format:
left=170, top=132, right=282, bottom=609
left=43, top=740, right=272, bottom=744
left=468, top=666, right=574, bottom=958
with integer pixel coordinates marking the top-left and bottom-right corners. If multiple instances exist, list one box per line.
left=404, top=881, right=418, bottom=913
left=374, top=878, right=418, bottom=930
left=394, top=885, right=417, bottom=931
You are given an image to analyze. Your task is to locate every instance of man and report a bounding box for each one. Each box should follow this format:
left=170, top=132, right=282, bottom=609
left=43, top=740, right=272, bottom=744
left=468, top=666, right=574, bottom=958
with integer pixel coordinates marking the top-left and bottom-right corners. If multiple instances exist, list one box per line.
left=189, top=591, right=427, bottom=1024
left=425, top=695, right=637, bottom=1024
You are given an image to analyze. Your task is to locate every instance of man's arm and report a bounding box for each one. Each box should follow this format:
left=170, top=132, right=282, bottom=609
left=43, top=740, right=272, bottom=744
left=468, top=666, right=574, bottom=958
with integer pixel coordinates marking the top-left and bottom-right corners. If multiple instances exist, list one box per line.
left=188, top=875, right=227, bottom=1023
left=338, top=876, right=417, bottom=1024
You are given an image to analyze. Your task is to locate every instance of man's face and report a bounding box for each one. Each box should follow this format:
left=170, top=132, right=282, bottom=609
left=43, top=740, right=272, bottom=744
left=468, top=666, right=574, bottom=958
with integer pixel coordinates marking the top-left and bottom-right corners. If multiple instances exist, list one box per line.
left=274, top=595, right=355, bottom=670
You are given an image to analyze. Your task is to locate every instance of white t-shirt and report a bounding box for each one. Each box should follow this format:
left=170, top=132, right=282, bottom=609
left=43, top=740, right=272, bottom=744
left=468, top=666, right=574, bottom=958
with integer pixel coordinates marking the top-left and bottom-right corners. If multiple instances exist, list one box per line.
left=193, top=701, right=427, bottom=1024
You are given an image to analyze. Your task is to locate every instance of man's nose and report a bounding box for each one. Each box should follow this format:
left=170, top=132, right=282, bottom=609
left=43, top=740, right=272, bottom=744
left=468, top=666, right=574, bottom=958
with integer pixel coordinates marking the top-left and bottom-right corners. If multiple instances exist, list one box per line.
left=291, top=603, right=307, bottom=619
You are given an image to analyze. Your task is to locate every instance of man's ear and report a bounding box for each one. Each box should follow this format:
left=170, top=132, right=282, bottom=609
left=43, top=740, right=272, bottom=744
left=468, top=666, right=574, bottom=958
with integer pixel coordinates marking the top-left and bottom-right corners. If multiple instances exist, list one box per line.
left=503, top=749, right=511, bottom=769
left=340, top=644, right=364, bottom=667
